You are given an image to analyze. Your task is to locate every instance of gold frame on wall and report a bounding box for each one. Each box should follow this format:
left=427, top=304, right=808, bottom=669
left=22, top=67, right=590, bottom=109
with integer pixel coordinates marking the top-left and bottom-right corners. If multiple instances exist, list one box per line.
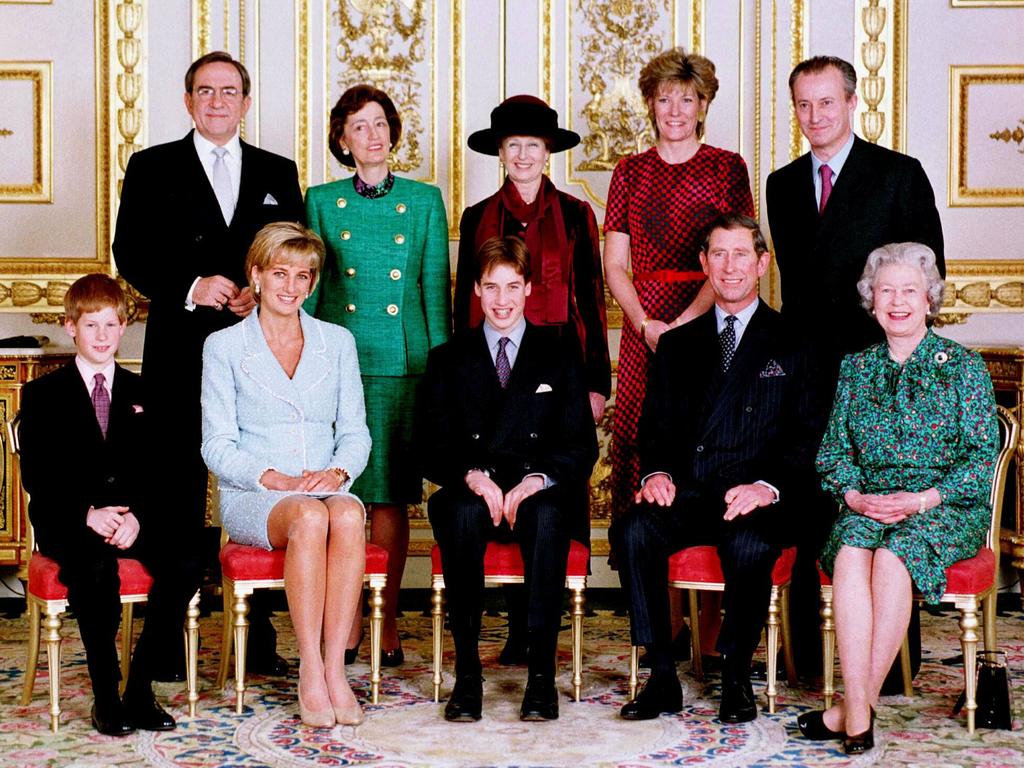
left=0, top=61, right=52, bottom=203
left=949, top=64, right=1024, bottom=207
left=951, top=1, right=1024, bottom=6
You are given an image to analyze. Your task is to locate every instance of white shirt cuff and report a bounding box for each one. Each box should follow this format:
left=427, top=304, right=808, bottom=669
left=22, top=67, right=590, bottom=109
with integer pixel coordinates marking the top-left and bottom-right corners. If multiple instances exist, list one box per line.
left=640, top=471, right=672, bottom=487
left=185, top=276, right=202, bottom=311
left=754, top=480, right=780, bottom=503
left=523, top=472, right=554, bottom=489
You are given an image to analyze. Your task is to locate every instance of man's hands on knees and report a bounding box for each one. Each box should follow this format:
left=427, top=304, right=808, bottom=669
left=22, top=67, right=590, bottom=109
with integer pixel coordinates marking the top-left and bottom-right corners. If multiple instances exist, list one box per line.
left=465, top=470, right=504, bottom=526
left=87, top=505, right=140, bottom=548
left=502, top=475, right=544, bottom=529
left=636, top=473, right=675, bottom=506
left=722, top=483, right=775, bottom=521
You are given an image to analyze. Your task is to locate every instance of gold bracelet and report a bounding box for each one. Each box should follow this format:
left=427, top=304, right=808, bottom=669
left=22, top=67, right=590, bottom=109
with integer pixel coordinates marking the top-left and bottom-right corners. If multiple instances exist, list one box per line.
left=329, top=467, right=349, bottom=484
left=639, top=316, right=651, bottom=340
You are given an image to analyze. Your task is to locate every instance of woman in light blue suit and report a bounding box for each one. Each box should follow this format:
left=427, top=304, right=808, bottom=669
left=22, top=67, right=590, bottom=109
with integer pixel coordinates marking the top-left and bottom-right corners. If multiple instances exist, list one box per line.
left=202, top=222, right=371, bottom=728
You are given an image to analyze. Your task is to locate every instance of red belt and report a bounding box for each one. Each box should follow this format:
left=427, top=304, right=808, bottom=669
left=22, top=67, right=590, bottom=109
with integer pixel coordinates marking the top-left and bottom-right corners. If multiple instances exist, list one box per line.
left=633, top=269, right=706, bottom=282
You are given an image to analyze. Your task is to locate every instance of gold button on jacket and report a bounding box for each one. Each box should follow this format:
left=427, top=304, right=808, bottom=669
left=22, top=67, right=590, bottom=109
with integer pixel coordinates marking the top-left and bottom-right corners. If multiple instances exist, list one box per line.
left=346, top=303, right=356, bottom=313
left=386, top=304, right=399, bottom=316
left=393, top=233, right=405, bottom=245
left=345, top=267, right=356, bottom=277
left=395, top=203, right=407, bottom=213
left=340, top=230, right=351, bottom=240
left=336, top=198, right=347, bottom=208
left=390, top=268, right=402, bottom=280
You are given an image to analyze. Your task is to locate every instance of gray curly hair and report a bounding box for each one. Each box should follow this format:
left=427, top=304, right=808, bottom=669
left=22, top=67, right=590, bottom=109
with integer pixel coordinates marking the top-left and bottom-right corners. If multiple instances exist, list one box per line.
left=857, top=242, right=945, bottom=319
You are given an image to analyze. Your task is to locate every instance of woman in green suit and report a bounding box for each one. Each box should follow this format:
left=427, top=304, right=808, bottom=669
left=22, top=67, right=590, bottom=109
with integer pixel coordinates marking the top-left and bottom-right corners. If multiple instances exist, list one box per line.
left=305, top=84, right=451, bottom=665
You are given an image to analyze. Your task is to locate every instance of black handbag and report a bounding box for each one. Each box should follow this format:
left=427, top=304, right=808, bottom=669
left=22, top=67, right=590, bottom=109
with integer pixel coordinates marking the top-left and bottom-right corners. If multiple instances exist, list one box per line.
left=952, top=650, right=1014, bottom=730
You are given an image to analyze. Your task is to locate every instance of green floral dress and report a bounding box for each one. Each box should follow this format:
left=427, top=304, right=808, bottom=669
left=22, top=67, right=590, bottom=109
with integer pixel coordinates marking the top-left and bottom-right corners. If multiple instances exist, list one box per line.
left=817, top=330, right=998, bottom=603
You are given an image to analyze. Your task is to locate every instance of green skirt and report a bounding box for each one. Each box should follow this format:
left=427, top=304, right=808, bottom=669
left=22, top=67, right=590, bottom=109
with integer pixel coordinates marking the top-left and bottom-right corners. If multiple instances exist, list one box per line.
left=352, top=374, right=423, bottom=505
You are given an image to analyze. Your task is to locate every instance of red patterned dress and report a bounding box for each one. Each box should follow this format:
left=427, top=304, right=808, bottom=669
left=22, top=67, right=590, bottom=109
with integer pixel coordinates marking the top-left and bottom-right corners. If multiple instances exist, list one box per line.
left=606, top=144, right=753, bottom=520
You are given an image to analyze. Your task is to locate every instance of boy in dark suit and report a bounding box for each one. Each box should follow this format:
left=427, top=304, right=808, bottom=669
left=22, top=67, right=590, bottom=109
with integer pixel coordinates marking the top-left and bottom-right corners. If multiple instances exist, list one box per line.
left=418, top=236, right=598, bottom=722
left=19, top=275, right=198, bottom=736
left=612, top=214, right=825, bottom=723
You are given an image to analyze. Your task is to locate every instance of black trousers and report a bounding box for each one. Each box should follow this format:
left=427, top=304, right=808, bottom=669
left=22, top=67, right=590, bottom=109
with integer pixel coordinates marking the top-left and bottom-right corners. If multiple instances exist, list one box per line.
left=611, top=498, right=782, bottom=668
left=47, top=533, right=201, bottom=703
left=428, top=484, right=570, bottom=673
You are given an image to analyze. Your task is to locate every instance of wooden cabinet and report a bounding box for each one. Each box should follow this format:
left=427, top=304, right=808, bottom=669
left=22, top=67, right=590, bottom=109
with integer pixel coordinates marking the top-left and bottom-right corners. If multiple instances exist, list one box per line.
left=0, top=350, right=75, bottom=575
left=977, top=347, right=1024, bottom=598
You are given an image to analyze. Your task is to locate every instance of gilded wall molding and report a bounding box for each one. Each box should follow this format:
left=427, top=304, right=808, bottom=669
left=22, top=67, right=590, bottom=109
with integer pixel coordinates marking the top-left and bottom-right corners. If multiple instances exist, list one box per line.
left=295, top=0, right=309, bottom=190
left=787, top=0, right=807, bottom=161
left=853, top=0, right=906, bottom=151
left=191, top=0, right=211, bottom=59
left=0, top=61, right=51, bottom=203
left=450, top=0, right=464, bottom=238
left=691, top=0, right=704, bottom=53
left=941, top=261, right=1024, bottom=316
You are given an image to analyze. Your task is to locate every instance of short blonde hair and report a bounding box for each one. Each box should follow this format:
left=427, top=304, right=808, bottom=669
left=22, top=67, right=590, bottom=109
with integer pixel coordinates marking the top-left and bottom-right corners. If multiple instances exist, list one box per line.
left=245, top=222, right=325, bottom=298
left=639, top=47, right=719, bottom=139
left=857, top=242, right=945, bottom=319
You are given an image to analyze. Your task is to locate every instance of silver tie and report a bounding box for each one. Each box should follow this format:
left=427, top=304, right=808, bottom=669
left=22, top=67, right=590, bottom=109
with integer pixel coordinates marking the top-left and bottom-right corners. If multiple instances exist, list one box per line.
left=212, top=146, right=234, bottom=225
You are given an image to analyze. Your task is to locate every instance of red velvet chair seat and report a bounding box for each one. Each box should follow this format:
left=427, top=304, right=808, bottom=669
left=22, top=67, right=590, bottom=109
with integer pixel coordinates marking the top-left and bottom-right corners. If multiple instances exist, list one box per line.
left=220, top=541, right=389, bottom=581
left=943, top=548, right=995, bottom=595
left=667, top=545, right=797, bottom=585
left=430, top=539, right=589, bottom=577
left=28, top=554, right=154, bottom=600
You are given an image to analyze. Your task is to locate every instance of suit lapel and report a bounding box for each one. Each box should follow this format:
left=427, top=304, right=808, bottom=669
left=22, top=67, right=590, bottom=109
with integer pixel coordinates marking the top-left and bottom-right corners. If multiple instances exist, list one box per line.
left=179, top=132, right=230, bottom=232
left=58, top=363, right=106, bottom=445
left=700, top=304, right=772, bottom=440
left=233, top=141, right=262, bottom=232
left=818, top=137, right=873, bottom=232
left=490, top=325, right=540, bottom=447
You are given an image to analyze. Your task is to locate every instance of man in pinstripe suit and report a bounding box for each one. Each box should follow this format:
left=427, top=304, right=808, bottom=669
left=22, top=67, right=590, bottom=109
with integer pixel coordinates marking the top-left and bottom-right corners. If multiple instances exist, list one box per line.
left=612, top=214, right=826, bottom=723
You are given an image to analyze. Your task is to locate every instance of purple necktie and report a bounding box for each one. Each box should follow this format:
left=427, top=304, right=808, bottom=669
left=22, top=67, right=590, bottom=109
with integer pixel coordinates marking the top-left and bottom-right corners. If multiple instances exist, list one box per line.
left=819, top=164, right=834, bottom=215
left=92, top=373, right=110, bottom=438
left=496, top=337, right=512, bottom=389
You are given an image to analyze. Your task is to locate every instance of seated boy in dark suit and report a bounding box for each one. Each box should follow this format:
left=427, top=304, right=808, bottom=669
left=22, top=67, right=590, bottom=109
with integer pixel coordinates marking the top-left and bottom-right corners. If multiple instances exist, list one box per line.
left=417, top=236, right=598, bottom=722
left=18, top=274, right=199, bottom=735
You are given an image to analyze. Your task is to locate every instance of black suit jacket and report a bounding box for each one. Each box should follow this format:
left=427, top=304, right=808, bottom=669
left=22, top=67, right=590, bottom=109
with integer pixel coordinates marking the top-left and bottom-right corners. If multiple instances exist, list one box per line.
left=417, top=323, right=598, bottom=542
left=638, top=303, right=825, bottom=528
left=19, top=363, right=150, bottom=559
left=766, top=136, right=944, bottom=364
left=112, top=131, right=304, bottom=396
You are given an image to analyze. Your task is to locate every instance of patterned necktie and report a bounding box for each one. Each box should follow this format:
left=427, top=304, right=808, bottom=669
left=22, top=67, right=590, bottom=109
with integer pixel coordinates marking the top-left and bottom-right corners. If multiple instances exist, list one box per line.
left=92, top=373, right=110, bottom=439
left=212, top=146, right=235, bottom=225
left=720, top=315, right=738, bottom=372
left=495, top=336, right=512, bottom=389
left=819, top=163, right=834, bottom=215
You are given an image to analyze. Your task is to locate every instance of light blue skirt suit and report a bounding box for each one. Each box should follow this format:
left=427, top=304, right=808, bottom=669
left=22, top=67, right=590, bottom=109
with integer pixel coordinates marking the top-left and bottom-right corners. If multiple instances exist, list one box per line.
left=201, top=308, right=372, bottom=549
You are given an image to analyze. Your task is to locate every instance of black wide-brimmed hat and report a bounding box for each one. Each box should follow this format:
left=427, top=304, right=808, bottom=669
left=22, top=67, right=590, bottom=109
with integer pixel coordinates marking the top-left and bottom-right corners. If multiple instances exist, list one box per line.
left=467, top=95, right=580, bottom=155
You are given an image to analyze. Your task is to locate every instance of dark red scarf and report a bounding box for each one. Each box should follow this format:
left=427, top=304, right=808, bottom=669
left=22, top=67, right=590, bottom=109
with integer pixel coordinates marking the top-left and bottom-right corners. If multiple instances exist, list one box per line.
left=471, top=175, right=570, bottom=327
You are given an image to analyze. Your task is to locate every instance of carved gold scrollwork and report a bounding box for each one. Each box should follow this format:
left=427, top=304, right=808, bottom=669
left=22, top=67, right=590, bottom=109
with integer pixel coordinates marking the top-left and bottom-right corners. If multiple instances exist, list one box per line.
left=114, top=1, right=143, bottom=198
left=0, top=128, right=12, bottom=137
left=859, top=0, right=886, bottom=144
left=990, top=120, right=1024, bottom=153
left=573, top=0, right=668, bottom=171
left=333, top=0, right=427, bottom=174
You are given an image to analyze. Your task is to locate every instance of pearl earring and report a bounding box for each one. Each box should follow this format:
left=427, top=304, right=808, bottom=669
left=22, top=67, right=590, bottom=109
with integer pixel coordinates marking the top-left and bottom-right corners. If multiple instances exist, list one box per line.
left=254, top=283, right=261, bottom=297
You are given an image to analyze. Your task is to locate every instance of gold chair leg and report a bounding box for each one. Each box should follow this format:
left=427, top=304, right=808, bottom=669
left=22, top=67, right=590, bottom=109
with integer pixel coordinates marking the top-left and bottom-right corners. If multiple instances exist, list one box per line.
left=629, top=646, right=639, bottom=701
left=368, top=584, right=384, bottom=705
left=960, top=600, right=980, bottom=734
left=232, top=591, right=250, bottom=714
left=821, top=587, right=835, bottom=709
left=982, top=592, right=997, bottom=653
left=216, top=581, right=233, bottom=690
left=119, top=603, right=133, bottom=696
left=21, top=599, right=41, bottom=706
left=766, top=588, right=780, bottom=714
left=185, top=590, right=201, bottom=717
left=431, top=585, right=443, bottom=703
left=688, top=590, right=703, bottom=681
left=571, top=587, right=585, bottom=702
left=779, top=587, right=797, bottom=686
left=899, top=635, right=913, bottom=697
left=43, top=606, right=63, bottom=733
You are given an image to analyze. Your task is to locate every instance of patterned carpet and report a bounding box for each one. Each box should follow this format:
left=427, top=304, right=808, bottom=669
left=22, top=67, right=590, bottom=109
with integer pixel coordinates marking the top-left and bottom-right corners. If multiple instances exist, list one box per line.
left=1, top=601, right=1022, bottom=767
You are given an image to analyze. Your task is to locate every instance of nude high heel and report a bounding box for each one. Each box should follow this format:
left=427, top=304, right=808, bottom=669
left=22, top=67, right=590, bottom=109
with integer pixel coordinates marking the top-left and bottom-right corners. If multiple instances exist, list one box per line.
left=297, top=684, right=335, bottom=728
left=334, top=701, right=365, bottom=726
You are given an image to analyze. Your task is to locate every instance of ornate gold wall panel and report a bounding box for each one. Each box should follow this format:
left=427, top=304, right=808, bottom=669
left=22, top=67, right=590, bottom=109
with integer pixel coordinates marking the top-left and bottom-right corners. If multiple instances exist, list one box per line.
left=0, top=62, right=51, bottom=203
left=853, top=0, right=906, bottom=151
left=787, top=0, right=807, bottom=161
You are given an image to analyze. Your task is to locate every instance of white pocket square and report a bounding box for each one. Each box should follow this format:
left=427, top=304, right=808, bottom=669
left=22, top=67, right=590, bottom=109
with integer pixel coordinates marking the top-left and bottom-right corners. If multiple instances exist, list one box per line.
left=262, top=193, right=278, bottom=205
left=535, top=383, right=553, bottom=394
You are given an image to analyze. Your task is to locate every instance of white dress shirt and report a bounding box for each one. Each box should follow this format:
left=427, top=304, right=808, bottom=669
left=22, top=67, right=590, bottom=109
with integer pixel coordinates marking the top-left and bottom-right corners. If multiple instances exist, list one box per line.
left=810, top=131, right=855, bottom=209
left=75, top=356, right=116, bottom=399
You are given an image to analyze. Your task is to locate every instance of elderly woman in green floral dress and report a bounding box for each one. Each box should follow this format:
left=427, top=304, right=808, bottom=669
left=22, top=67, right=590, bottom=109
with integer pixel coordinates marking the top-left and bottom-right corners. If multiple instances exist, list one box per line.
left=798, top=242, right=998, bottom=755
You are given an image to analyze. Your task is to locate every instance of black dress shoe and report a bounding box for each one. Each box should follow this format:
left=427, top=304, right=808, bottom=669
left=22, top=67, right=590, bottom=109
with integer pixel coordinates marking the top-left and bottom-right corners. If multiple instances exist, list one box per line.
left=149, top=665, right=185, bottom=683
left=381, top=646, right=404, bottom=667
left=499, top=634, right=529, bottom=666
left=797, top=709, right=846, bottom=740
left=520, top=674, right=559, bottom=721
left=638, top=626, right=693, bottom=668
left=247, top=652, right=290, bottom=677
left=123, top=692, right=176, bottom=731
left=843, top=707, right=875, bottom=755
left=444, top=674, right=483, bottom=722
left=620, top=674, right=683, bottom=720
left=719, top=676, right=757, bottom=724
left=91, top=700, right=135, bottom=737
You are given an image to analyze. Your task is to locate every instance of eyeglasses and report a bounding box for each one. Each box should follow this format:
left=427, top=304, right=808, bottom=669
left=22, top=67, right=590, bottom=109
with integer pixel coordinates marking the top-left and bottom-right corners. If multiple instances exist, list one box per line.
left=193, top=86, right=243, bottom=100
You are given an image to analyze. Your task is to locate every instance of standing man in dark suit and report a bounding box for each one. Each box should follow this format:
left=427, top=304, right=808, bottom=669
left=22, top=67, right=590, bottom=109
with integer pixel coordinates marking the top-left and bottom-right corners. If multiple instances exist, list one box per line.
left=418, top=236, right=598, bottom=723
left=613, top=214, right=824, bottom=723
left=765, top=55, right=944, bottom=681
left=112, top=51, right=303, bottom=677
left=19, top=275, right=198, bottom=735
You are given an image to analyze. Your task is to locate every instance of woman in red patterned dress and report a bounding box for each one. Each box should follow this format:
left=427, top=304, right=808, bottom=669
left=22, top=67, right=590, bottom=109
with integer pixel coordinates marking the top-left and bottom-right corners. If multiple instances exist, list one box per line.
left=604, top=47, right=754, bottom=523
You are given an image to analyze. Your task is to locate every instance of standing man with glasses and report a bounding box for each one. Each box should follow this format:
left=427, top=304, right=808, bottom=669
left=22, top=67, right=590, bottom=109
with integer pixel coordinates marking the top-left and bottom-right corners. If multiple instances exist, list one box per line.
left=113, top=51, right=304, bottom=680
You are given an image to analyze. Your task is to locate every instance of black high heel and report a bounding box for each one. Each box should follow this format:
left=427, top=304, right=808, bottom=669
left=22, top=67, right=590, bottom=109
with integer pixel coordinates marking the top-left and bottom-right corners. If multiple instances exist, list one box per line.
left=843, top=707, right=875, bottom=755
left=381, top=644, right=404, bottom=667
left=796, top=709, right=846, bottom=740
left=344, top=631, right=364, bottom=665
